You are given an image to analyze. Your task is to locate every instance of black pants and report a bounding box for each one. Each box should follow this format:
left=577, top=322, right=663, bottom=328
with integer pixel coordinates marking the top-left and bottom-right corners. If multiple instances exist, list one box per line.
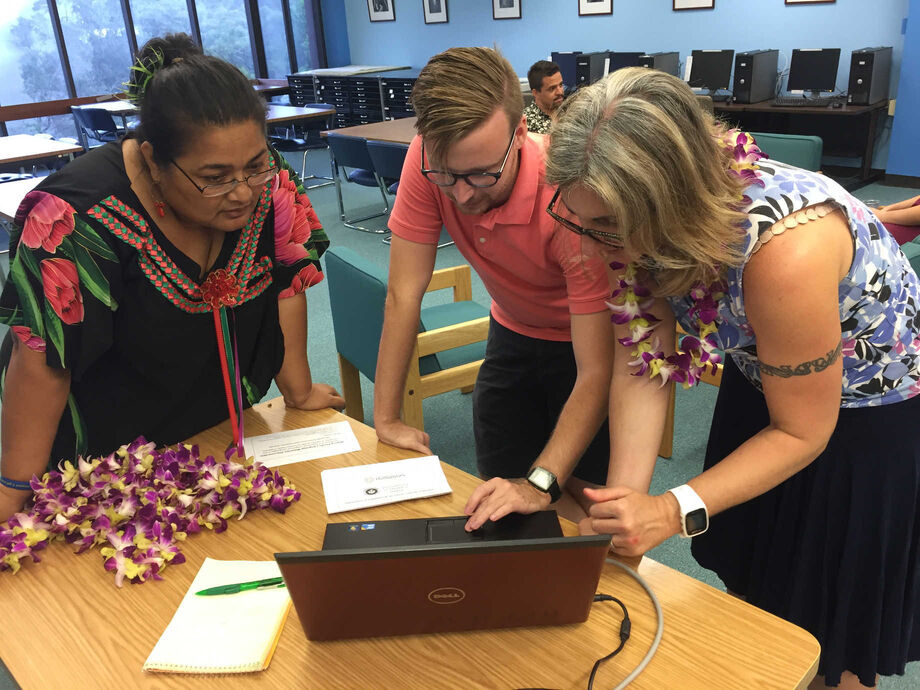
left=472, top=317, right=610, bottom=485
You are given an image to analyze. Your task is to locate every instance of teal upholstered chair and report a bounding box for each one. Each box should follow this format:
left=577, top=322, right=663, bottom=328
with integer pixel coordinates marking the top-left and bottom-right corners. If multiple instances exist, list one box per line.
left=749, top=131, right=823, bottom=171
left=324, top=246, right=489, bottom=431
left=899, top=238, right=920, bottom=276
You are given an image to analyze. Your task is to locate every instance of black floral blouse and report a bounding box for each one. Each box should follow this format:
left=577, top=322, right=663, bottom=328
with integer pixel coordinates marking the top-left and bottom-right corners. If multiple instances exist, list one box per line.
left=0, top=141, right=329, bottom=467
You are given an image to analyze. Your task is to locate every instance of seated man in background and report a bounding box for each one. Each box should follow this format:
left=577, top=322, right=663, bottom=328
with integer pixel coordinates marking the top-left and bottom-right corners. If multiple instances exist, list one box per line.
left=374, top=47, right=613, bottom=528
left=524, top=60, right=564, bottom=134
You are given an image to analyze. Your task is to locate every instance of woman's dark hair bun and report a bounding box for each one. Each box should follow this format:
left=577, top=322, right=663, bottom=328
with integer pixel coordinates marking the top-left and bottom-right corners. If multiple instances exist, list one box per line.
left=126, top=33, right=202, bottom=104
left=127, top=33, right=266, bottom=166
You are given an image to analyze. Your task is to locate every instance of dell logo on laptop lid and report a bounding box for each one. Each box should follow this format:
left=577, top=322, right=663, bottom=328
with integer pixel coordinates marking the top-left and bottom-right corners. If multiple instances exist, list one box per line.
left=428, top=587, right=465, bottom=604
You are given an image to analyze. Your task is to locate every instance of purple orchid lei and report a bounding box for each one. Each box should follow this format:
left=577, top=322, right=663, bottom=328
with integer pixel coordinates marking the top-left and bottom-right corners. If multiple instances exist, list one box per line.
left=0, top=438, right=300, bottom=586
left=607, top=129, right=764, bottom=388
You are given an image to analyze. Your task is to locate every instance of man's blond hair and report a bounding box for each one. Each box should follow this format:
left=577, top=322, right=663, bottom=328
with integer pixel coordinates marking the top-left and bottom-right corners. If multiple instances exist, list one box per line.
left=411, top=47, right=523, bottom=165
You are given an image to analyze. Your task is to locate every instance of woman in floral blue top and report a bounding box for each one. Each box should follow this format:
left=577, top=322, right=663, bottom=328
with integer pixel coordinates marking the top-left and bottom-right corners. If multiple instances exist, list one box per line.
left=545, top=68, right=920, bottom=689
left=0, top=35, right=344, bottom=522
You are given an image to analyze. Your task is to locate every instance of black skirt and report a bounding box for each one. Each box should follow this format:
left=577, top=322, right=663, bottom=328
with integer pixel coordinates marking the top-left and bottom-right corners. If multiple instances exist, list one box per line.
left=691, top=357, right=920, bottom=687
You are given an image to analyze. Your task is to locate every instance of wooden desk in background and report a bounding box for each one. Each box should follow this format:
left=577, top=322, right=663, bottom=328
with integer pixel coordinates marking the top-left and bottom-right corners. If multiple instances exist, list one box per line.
left=0, top=134, right=82, bottom=168
left=265, top=104, right=336, bottom=127
left=0, top=177, right=41, bottom=223
left=0, top=400, right=820, bottom=689
left=323, top=115, right=418, bottom=145
left=715, top=99, right=889, bottom=187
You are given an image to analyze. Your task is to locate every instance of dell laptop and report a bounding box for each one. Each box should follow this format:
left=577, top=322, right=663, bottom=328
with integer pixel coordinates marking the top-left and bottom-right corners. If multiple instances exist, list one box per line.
left=275, top=511, right=611, bottom=641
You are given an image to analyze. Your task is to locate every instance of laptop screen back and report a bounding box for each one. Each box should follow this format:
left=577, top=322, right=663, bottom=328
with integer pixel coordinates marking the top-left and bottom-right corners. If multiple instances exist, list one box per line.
left=276, top=515, right=611, bottom=641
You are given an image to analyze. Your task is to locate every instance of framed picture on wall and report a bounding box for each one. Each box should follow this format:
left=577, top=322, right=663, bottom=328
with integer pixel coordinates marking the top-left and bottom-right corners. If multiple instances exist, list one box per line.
left=493, top=0, right=521, bottom=20
left=367, top=0, right=396, bottom=22
left=785, top=0, right=835, bottom=4
left=423, top=0, right=448, bottom=23
left=579, top=0, right=612, bottom=15
left=673, top=0, right=714, bottom=9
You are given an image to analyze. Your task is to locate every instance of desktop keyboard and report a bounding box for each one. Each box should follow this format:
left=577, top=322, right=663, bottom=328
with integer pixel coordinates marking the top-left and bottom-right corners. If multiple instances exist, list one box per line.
left=771, top=96, right=839, bottom=107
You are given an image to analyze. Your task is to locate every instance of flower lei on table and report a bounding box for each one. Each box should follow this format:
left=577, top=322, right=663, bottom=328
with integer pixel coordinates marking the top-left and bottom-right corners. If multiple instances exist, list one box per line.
left=607, top=129, right=764, bottom=388
left=0, top=438, right=300, bottom=586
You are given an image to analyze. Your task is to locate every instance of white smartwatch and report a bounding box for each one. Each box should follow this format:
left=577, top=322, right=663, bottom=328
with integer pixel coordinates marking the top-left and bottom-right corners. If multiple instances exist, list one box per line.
left=667, top=484, right=709, bottom=538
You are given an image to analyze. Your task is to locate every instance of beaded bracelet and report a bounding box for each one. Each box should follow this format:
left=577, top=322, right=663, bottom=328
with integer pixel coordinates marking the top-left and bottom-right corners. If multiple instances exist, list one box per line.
left=0, top=475, right=32, bottom=491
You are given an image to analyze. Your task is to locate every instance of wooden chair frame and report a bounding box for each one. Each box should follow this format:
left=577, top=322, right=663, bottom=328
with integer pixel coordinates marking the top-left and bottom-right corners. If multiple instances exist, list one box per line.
left=658, top=326, right=723, bottom=459
left=338, top=264, right=489, bottom=430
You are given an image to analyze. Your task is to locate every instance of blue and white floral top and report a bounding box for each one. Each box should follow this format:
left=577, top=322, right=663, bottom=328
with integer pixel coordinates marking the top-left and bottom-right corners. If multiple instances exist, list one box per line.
left=668, top=158, right=920, bottom=408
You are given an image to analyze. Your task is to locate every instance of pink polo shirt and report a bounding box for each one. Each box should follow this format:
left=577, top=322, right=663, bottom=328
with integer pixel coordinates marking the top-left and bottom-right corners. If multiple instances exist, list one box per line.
left=388, top=134, right=610, bottom=342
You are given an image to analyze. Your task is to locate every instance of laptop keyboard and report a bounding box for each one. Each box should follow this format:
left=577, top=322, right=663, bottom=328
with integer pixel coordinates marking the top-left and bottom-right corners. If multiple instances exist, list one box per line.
left=772, top=96, right=838, bottom=107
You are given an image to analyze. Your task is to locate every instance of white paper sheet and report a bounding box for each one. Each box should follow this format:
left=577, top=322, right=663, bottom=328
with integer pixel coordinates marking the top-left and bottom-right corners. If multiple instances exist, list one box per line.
left=320, top=456, right=452, bottom=514
left=244, top=421, right=361, bottom=468
left=143, top=559, right=291, bottom=673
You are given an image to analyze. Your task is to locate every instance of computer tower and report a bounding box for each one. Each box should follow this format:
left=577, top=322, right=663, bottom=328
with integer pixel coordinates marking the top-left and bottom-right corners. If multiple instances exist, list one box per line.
left=732, top=49, right=778, bottom=104
left=575, top=52, right=609, bottom=88
left=847, top=47, right=892, bottom=105
left=551, top=51, right=582, bottom=90
left=638, top=52, right=679, bottom=77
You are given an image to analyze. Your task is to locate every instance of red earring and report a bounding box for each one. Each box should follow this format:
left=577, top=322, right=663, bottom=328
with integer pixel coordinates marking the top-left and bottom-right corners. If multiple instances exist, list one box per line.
left=154, top=200, right=166, bottom=218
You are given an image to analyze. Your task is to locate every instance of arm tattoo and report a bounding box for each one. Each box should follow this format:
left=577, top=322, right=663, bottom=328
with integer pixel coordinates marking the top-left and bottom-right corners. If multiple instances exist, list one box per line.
left=758, top=342, right=843, bottom=378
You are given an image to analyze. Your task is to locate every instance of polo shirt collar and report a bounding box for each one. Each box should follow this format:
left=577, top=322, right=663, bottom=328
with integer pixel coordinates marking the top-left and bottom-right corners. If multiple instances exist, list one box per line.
left=483, top=134, right=544, bottom=227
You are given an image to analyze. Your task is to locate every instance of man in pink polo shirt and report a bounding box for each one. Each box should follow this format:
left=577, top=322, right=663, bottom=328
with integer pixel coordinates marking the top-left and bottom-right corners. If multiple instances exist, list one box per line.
left=374, top=47, right=614, bottom=526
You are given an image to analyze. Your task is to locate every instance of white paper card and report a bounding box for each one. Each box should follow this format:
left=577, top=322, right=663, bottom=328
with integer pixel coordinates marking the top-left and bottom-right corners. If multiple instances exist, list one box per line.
left=320, top=456, right=452, bottom=514
left=244, top=422, right=360, bottom=468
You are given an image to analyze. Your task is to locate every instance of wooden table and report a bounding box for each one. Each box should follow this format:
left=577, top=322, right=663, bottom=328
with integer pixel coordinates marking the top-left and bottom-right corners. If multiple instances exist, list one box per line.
left=714, top=99, right=889, bottom=187
left=265, top=104, right=336, bottom=127
left=0, top=134, right=82, bottom=167
left=323, top=116, right=417, bottom=145
left=0, top=177, right=41, bottom=223
left=72, top=100, right=138, bottom=117
left=253, top=82, right=290, bottom=98
left=0, top=400, right=820, bottom=689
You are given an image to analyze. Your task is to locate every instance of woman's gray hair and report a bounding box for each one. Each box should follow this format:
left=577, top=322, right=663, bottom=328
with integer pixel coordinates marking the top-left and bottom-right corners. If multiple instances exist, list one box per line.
left=546, top=67, right=749, bottom=296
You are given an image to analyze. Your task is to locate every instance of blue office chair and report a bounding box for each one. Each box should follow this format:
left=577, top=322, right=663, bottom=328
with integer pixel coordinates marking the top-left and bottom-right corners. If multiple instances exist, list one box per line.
left=366, top=140, right=454, bottom=249
left=71, top=108, right=121, bottom=151
left=325, top=246, right=489, bottom=431
left=366, top=140, right=408, bottom=196
left=326, top=133, right=391, bottom=234
left=749, top=132, right=823, bottom=172
left=269, top=102, right=336, bottom=189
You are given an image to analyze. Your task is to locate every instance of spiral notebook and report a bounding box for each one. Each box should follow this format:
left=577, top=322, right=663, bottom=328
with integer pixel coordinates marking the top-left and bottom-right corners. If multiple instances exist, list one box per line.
left=143, top=558, right=291, bottom=674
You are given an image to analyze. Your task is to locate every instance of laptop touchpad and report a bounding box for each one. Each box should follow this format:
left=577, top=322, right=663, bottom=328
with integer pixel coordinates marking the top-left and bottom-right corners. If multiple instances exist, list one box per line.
left=425, top=512, right=563, bottom=544
left=426, top=518, right=477, bottom=543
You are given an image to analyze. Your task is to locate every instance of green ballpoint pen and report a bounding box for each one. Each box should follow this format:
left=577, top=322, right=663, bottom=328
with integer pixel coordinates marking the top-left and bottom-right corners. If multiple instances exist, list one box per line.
left=195, top=576, right=286, bottom=596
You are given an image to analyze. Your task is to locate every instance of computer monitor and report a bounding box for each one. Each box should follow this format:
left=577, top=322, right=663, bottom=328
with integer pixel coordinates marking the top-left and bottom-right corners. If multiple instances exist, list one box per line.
left=787, top=48, right=841, bottom=95
left=689, top=50, right=735, bottom=93
left=607, top=51, right=645, bottom=73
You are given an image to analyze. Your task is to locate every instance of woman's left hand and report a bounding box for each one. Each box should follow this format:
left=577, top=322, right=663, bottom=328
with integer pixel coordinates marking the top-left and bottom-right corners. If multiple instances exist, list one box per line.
left=286, top=383, right=346, bottom=411
left=581, top=486, right=682, bottom=557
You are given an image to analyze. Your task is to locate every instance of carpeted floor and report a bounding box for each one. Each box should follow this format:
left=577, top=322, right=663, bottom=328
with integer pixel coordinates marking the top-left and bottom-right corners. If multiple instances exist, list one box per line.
left=0, top=153, right=917, bottom=688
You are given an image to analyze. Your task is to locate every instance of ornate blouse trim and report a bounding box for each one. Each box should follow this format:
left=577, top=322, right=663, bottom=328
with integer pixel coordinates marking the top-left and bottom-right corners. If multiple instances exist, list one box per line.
left=750, top=202, right=836, bottom=255
left=87, top=186, right=275, bottom=314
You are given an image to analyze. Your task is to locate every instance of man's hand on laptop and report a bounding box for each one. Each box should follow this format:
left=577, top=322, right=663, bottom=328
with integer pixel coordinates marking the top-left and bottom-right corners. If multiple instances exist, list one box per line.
left=463, top=478, right=551, bottom=531
left=375, top=419, right=433, bottom=455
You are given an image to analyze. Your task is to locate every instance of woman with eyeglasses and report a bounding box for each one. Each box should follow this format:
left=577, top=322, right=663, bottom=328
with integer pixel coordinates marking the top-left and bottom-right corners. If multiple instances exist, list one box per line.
left=546, top=68, right=920, bottom=690
left=0, top=34, right=343, bottom=521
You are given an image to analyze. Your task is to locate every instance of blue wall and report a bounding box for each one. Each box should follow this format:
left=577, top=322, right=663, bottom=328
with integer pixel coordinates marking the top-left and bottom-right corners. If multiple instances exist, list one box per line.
left=321, top=0, right=351, bottom=68
left=887, top=0, right=920, bottom=177
left=339, top=0, right=911, bottom=170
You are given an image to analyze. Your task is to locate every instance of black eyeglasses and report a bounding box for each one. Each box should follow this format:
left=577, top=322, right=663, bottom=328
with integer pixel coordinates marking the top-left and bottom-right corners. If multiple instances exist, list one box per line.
left=170, top=159, right=278, bottom=198
left=421, top=134, right=516, bottom=188
left=545, top=188, right=625, bottom=248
